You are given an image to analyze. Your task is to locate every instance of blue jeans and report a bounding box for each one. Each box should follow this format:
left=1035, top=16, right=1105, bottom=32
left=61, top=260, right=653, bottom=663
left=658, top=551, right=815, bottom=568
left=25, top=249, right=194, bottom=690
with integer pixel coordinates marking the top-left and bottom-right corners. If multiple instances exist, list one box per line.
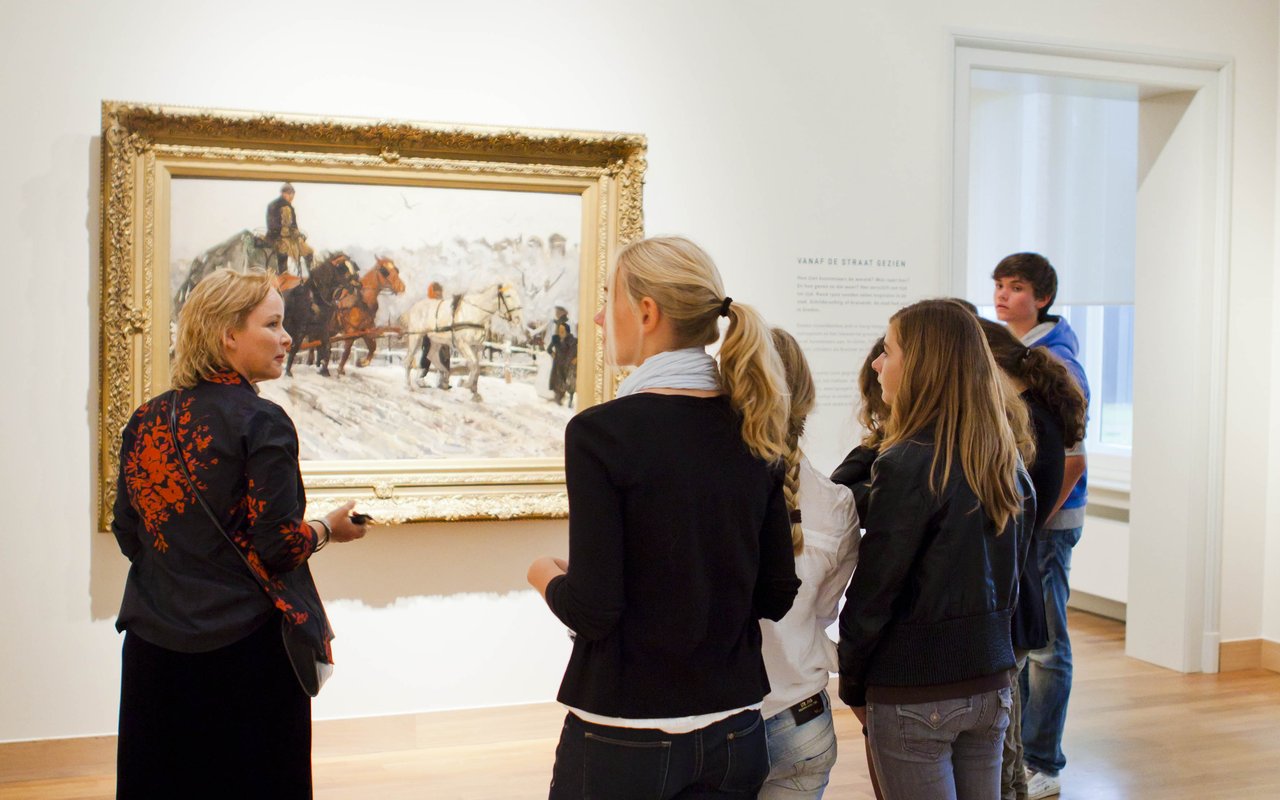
left=549, top=709, right=769, bottom=799
left=760, top=690, right=837, bottom=799
left=866, top=688, right=1012, bottom=800
left=1020, top=525, right=1082, bottom=777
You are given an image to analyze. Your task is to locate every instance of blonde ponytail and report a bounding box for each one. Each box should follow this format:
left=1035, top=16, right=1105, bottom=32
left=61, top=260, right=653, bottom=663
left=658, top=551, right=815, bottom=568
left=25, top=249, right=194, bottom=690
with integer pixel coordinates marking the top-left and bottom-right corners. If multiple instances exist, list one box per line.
left=613, top=237, right=789, bottom=464
left=720, top=302, right=789, bottom=463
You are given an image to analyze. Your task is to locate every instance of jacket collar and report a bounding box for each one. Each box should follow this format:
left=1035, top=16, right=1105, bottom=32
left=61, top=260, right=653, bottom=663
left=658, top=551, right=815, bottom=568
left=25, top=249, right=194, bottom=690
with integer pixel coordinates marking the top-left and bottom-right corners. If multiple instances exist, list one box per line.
left=200, top=370, right=257, bottom=393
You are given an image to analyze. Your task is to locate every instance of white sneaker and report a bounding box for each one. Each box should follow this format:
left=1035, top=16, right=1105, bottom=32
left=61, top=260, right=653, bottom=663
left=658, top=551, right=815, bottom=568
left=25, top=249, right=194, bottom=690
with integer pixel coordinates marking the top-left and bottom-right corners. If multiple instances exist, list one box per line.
left=1026, top=770, right=1061, bottom=799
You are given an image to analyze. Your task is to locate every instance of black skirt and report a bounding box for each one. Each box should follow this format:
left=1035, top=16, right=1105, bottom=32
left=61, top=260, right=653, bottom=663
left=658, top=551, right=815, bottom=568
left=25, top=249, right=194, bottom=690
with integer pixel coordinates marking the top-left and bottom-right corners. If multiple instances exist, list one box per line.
left=116, top=616, right=312, bottom=799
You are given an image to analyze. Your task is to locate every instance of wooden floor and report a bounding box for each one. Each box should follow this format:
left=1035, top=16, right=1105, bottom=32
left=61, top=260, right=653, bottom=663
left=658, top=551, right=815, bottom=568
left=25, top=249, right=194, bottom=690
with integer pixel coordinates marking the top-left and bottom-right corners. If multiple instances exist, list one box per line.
left=4, top=611, right=1280, bottom=798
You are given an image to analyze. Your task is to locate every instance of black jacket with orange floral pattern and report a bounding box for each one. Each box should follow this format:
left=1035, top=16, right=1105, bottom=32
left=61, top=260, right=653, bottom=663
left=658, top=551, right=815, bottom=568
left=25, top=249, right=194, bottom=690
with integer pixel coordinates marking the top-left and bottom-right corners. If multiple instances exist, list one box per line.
left=112, top=371, right=322, bottom=654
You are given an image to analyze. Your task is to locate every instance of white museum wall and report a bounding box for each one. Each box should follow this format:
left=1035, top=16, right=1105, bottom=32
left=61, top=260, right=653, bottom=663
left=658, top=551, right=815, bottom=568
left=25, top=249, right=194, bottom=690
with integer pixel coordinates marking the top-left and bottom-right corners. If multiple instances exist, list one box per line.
left=0, top=0, right=1277, bottom=741
left=1266, top=3, right=1280, bottom=648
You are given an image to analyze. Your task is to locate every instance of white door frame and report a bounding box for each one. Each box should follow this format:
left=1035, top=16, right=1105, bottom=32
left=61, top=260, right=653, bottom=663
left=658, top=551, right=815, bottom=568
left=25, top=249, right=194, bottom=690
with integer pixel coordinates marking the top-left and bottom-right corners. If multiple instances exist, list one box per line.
left=947, top=32, right=1233, bottom=673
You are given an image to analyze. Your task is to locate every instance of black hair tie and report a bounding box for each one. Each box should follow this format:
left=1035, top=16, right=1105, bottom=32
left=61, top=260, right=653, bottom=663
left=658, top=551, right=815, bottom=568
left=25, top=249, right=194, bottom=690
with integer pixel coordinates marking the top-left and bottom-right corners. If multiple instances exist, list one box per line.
left=719, top=296, right=733, bottom=317
left=789, top=508, right=803, bottom=525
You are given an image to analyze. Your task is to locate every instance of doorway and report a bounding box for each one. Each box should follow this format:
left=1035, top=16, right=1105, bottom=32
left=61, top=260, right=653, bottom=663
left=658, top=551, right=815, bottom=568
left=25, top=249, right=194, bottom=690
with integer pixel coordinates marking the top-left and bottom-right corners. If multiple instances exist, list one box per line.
left=950, top=36, right=1232, bottom=673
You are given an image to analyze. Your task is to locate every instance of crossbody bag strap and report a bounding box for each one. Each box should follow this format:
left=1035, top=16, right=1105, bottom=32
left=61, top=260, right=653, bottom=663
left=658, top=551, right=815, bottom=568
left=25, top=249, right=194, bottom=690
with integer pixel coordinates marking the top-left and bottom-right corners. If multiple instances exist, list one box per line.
left=166, top=389, right=275, bottom=596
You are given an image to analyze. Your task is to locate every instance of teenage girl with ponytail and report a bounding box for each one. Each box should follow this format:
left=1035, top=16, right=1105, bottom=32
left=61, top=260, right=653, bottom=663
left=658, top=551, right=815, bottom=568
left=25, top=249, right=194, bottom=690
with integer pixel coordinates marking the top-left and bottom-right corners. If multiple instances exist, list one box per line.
left=757, top=329, right=861, bottom=799
left=527, top=236, right=800, bottom=799
left=978, top=318, right=1086, bottom=800
left=838, top=299, right=1035, bottom=800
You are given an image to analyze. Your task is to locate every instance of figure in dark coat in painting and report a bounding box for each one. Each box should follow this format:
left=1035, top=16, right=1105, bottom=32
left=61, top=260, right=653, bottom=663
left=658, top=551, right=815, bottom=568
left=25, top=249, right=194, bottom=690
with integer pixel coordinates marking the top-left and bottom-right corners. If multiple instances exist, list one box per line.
left=547, top=306, right=577, bottom=406
left=418, top=282, right=452, bottom=387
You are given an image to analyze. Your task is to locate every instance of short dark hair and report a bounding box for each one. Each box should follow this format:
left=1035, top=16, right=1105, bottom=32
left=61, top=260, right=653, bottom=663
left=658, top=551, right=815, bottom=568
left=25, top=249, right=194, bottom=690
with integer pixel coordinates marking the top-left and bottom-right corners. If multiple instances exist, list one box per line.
left=992, top=252, right=1057, bottom=320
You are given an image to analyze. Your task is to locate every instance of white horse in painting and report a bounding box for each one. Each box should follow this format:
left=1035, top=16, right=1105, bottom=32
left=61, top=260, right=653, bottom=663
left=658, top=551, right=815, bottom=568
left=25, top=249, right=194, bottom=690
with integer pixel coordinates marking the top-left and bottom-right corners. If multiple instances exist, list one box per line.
left=402, top=283, right=525, bottom=399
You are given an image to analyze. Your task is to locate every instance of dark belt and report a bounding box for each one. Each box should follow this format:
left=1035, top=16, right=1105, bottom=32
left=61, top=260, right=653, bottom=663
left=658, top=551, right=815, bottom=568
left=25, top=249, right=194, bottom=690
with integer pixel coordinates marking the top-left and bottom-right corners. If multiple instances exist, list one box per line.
left=788, top=691, right=825, bottom=726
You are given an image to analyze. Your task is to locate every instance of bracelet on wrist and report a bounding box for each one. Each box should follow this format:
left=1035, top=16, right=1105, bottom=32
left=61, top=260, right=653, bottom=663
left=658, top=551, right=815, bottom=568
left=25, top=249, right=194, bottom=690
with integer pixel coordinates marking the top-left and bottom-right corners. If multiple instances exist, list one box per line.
left=310, top=518, right=332, bottom=551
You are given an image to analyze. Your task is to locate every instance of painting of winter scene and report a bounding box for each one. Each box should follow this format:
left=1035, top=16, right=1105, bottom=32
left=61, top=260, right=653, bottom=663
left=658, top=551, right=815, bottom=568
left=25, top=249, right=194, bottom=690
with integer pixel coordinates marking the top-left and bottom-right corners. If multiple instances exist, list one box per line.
left=169, top=177, right=584, bottom=462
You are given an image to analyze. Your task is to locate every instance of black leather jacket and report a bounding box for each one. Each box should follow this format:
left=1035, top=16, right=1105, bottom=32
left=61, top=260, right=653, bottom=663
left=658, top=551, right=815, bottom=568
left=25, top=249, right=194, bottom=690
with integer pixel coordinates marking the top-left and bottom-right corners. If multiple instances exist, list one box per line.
left=831, top=444, right=877, bottom=521
left=837, top=433, right=1035, bottom=706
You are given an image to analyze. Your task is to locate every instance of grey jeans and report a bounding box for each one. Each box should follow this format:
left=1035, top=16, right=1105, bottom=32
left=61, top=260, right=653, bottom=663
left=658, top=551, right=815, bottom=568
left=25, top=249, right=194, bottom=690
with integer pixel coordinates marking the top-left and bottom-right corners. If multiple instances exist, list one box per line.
left=866, top=688, right=1012, bottom=800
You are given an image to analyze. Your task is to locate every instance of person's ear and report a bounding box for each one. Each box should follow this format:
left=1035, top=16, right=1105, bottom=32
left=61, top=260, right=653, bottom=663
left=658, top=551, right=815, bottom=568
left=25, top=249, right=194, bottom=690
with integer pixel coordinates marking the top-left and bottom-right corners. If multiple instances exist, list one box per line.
left=637, top=297, right=661, bottom=334
left=223, top=327, right=239, bottom=353
left=1035, top=294, right=1052, bottom=310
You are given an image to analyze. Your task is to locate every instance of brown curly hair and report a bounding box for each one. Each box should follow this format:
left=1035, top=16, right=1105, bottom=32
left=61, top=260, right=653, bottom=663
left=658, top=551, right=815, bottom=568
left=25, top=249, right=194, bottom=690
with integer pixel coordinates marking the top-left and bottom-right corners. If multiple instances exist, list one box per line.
left=978, top=318, right=1086, bottom=448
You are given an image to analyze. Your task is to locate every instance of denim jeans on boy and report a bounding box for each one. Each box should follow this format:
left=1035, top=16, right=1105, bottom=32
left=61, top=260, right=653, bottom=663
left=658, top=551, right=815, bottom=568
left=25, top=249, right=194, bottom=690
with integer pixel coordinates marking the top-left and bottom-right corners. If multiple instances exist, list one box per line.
left=866, top=687, right=1011, bottom=800
left=1020, top=525, right=1082, bottom=778
left=548, top=708, right=769, bottom=799
left=760, top=690, right=837, bottom=799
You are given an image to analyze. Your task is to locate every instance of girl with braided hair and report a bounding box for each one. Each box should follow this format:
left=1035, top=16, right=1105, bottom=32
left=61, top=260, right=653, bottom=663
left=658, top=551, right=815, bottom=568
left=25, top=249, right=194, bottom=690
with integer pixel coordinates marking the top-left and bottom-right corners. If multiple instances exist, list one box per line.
left=758, top=329, right=861, bottom=799
left=527, top=236, right=799, bottom=799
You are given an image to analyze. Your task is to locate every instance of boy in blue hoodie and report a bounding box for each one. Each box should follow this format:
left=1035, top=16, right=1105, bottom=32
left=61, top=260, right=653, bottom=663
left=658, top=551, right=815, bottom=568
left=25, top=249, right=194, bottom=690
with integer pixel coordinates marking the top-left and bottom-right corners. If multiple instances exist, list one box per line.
left=993, top=252, right=1089, bottom=800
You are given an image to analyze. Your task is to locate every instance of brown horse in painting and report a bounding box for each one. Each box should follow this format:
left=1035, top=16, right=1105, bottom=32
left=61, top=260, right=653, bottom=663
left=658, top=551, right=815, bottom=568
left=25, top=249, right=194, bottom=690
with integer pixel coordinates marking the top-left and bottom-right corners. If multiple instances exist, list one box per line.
left=283, top=253, right=361, bottom=377
left=273, top=272, right=302, bottom=294
left=335, top=257, right=407, bottom=375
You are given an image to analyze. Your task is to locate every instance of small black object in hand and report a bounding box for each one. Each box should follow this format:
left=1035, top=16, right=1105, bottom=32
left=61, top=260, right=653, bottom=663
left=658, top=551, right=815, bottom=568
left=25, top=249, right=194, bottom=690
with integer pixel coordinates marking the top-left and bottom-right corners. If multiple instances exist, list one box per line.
left=350, top=512, right=374, bottom=525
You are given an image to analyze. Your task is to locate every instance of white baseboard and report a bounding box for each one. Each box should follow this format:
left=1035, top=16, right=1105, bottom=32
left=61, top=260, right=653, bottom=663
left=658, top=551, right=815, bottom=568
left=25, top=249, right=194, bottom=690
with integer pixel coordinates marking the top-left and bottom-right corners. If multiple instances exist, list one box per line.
left=1068, top=589, right=1126, bottom=621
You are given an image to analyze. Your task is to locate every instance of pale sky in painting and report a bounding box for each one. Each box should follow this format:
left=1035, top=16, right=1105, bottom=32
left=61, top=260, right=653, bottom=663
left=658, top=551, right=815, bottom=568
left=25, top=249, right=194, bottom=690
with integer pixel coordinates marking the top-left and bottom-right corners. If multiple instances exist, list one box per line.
left=169, top=176, right=581, bottom=261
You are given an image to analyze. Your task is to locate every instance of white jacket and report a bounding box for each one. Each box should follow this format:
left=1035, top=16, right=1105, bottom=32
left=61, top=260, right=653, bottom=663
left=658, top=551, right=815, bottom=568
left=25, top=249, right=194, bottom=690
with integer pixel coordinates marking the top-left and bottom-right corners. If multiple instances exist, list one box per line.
left=760, top=454, right=861, bottom=720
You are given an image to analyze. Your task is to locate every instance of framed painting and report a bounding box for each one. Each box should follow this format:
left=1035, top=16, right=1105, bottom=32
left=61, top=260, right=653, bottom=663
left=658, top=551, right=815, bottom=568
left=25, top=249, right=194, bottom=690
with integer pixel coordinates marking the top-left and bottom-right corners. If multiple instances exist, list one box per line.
left=98, top=102, right=645, bottom=528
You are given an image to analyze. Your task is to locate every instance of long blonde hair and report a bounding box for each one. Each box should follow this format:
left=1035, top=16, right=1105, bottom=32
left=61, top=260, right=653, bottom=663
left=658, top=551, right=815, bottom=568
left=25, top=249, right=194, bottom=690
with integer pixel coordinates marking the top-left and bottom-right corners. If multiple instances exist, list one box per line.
left=880, top=299, right=1023, bottom=531
left=171, top=268, right=274, bottom=389
left=771, top=328, right=815, bottom=554
left=611, top=237, right=789, bottom=463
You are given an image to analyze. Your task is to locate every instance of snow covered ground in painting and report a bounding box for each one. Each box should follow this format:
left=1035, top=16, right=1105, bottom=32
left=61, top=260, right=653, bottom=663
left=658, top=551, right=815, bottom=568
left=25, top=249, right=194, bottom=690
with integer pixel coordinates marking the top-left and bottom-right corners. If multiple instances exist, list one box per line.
left=258, top=363, right=574, bottom=461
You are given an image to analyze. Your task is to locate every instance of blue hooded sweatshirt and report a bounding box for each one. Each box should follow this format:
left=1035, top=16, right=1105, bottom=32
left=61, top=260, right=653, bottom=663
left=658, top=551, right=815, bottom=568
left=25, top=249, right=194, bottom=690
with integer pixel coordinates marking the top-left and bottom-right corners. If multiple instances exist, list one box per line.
left=1025, top=317, right=1090, bottom=518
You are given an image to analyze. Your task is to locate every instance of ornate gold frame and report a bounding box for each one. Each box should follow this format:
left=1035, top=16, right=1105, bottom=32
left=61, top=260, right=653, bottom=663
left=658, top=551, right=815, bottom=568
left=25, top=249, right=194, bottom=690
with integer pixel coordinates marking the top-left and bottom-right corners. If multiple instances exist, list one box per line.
left=98, top=102, right=645, bottom=529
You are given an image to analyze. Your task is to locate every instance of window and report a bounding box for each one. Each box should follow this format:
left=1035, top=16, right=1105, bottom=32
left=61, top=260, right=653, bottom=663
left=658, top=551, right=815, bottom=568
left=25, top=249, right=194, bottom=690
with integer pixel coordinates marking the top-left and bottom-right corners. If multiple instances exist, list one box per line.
left=1057, top=305, right=1134, bottom=453
left=967, top=70, right=1137, bottom=484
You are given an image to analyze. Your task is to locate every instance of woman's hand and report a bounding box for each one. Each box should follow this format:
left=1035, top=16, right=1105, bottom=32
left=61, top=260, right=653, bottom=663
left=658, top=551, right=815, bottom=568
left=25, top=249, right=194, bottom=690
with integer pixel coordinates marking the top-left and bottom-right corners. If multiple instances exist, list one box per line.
left=324, top=500, right=369, bottom=544
left=527, top=555, right=567, bottom=599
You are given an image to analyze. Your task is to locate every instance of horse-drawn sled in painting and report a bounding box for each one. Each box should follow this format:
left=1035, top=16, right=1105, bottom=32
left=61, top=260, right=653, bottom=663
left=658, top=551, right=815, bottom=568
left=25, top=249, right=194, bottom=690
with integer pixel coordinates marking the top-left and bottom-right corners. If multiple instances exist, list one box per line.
left=402, top=283, right=526, bottom=399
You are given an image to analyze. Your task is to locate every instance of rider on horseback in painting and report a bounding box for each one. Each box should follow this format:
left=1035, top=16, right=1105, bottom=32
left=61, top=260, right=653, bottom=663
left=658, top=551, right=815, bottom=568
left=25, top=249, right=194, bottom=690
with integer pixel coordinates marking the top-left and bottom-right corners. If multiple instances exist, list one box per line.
left=266, top=183, right=315, bottom=277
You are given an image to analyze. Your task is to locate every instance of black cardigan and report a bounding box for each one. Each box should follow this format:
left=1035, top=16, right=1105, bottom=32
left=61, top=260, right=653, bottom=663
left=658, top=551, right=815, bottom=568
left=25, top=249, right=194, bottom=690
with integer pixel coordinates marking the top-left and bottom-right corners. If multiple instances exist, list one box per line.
left=1013, top=392, right=1066, bottom=651
left=545, top=393, right=799, bottom=718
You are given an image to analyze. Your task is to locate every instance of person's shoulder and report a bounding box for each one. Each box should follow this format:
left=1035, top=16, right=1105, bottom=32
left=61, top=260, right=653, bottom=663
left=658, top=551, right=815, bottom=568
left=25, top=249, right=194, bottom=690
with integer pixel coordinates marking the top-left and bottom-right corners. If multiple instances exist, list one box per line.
left=799, top=456, right=854, bottom=507
left=124, top=391, right=170, bottom=430
left=228, top=389, right=297, bottom=440
left=566, top=397, right=633, bottom=442
left=875, top=436, right=935, bottom=480
left=569, top=397, right=623, bottom=426
left=1042, top=318, right=1081, bottom=354
left=1022, top=391, right=1052, bottom=419
left=249, top=392, right=295, bottom=423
